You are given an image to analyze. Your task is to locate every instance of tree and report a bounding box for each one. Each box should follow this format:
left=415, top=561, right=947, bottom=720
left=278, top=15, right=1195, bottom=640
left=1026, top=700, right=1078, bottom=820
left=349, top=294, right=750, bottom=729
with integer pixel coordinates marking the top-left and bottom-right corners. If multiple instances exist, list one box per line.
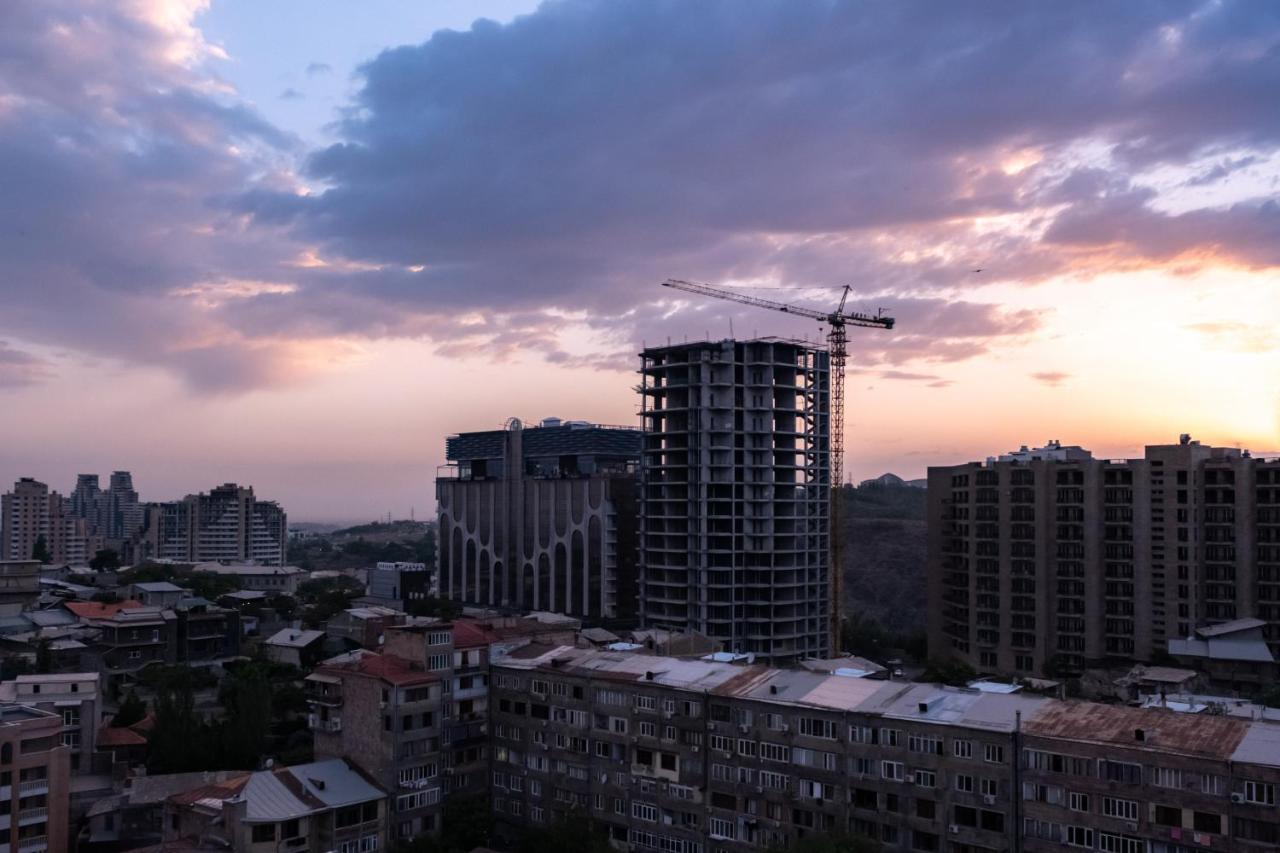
left=89, top=548, right=121, bottom=571
left=770, top=833, right=882, bottom=853
left=147, top=673, right=206, bottom=773
left=34, top=639, right=52, bottom=674
left=920, top=657, right=977, bottom=687
left=113, top=691, right=147, bottom=728
left=31, top=535, right=50, bottom=564
left=517, top=812, right=612, bottom=853
left=0, top=655, right=32, bottom=681
left=218, top=663, right=274, bottom=769
left=406, top=596, right=463, bottom=620
left=297, top=576, right=364, bottom=628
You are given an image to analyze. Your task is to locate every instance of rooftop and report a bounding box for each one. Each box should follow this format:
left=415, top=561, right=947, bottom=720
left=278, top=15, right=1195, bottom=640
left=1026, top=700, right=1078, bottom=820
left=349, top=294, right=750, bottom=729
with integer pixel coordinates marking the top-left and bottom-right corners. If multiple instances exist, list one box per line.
left=65, top=599, right=143, bottom=619
left=131, top=582, right=185, bottom=593
left=316, top=650, right=436, bottom=687
left=265, top=628, right=325, bottom=648
left=1024, top=700, right=1250, bottom=759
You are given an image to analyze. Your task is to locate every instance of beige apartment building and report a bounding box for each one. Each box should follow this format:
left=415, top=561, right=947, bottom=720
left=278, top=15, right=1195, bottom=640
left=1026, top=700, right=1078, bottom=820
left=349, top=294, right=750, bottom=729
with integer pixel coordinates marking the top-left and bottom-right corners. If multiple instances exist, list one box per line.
left=0, top=704, right=71, bottom=853
left=927, top=436, right=1280, bottom=679
left=1, top=479, right=94, bottom=566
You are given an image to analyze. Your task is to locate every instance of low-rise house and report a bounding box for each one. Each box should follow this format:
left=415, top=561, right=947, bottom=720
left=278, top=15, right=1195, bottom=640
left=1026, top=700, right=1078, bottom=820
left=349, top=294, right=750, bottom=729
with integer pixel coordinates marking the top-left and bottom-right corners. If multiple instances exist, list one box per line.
left=127, top=582, right=186, bottom=609
left=326, top=606, right=405, bottom=650
left=163, top=758, right=387, bottom=852
left=189, top=563, right=305, bottom=595
left=81, top=769, right=243, bottom=850
left=174, top=597, right=240, bottom=665
left=263, top=628, right=326, bottom=669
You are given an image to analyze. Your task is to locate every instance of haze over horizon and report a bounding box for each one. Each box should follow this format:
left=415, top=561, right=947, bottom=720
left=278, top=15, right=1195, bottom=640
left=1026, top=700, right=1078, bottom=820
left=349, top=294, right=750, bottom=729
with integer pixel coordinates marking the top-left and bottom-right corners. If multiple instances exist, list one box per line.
left=1, top=0, right=1278, bottom=521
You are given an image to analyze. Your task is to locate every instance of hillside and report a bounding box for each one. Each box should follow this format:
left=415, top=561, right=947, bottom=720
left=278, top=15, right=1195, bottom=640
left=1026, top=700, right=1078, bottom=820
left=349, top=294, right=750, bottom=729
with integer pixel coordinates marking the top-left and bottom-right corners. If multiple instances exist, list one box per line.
left=837, top=480, right=928, bottom=640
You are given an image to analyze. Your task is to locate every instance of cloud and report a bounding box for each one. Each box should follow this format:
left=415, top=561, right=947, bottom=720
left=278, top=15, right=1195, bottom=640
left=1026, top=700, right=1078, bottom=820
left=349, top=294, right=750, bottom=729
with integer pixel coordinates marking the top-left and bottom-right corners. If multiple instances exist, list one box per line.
left=1186, top=321, right=1278, bottom=353
left=279, top=87, right=304, bottom=101
left=1031, top=371, right=1071, bottom=386
left=305, top=62, right=333, bottom=76
left=3, top=0, right=1280, bottom=392
left=0, top=342, right=53, bottom=387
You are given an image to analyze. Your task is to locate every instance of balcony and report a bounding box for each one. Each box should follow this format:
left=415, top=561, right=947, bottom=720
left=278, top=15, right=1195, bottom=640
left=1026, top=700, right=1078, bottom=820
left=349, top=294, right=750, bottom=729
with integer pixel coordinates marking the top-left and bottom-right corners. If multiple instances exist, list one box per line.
left=18, top=780, right=46, bottom=796
left=307, top=714, right=342, bottom=733
left=18, top=807, right=47, bottom=826
left=16, top=838, right=46, bottom=852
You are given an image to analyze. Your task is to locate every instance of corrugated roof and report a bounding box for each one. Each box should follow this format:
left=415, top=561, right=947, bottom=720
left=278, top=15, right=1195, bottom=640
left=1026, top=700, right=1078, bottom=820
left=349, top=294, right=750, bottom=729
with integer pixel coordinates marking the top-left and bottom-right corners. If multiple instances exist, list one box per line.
left=65, top=600, right=143, bottom=619
left=1025, top=700, right=1249, bottom=759
left=266, top=628, right=325, bottom=648
left=285, top=758, right=384, bottom=809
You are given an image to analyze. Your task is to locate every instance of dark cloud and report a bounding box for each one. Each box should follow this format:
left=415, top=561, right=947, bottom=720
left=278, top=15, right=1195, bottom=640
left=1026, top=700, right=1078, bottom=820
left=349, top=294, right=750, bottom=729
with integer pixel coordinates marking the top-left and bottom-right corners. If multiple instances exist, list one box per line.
left=306, top=62, right=333, bottom=76
left=1, top=0, right=1279, bottom=392
left=1031, top=371, right=1071, bottom=386
left=0, top=342, right=52, bottom=387
left=280, top=88, right=305, bottom=101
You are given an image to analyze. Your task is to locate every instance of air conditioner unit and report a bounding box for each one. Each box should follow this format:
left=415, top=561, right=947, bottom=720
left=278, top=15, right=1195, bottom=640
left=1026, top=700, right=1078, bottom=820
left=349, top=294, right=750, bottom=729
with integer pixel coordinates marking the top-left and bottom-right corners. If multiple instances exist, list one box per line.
left=691, top=745, right=700, bottom=753
left=983, top=794, right=997, bottom=805
left=708, top=722, right=717, bottom=731
left=1231, top=793, right=1244, bottom=804
left=948, top=824, right=960, bottom=835
left=1125, top=822, right=1139, bottom=832
left=906, top=773, right=917, bottom=784
left=754, top=786, right=764, bottom=794
left=780, top=724, right=790, bottom=733
left=739, top=724, right=750, bottom=734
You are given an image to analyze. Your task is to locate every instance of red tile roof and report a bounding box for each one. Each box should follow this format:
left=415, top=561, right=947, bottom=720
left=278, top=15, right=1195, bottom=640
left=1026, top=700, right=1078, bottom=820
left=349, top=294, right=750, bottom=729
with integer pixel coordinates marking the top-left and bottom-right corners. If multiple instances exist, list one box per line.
left=65, top=599, right=143, bottom=619
left=319, top=652, right=436, bottom=687
left=97, top=726, right=148, bottom=748
left=452, top=620, right=500, bottom=649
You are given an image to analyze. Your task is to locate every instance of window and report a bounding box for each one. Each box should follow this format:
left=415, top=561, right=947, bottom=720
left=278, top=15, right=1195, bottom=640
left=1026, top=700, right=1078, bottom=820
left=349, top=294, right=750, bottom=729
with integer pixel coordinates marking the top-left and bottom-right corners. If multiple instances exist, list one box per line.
left=737, top=739, right=757, bottom=757
left=427, top=654, right=448, bottom=671
left=914, top=770, right=936, bottom=788
left=850, top=725, right=875, bottom=744
left=252, top=825, right=277, bottom=843
left=908, top=734, right=943, bottom=755
left=1100, top=760, right=1142, bottom=784
left=1066, top=826, right=1094, bottom=848
left=1193, top=811, right=1222, bottom=834
left=531, top=679, right=549, bottom=696
left=1150, top=766, right=1183, bottom=788
left=981, top=778, right=999, bottom=798
left=983, top=744, right=1005, bottom=763
left=797, top=717, right=836, bottom=739
left=954, top=774, right=974, bottom=794
left=1098, top=833, right=1144, bottom=853
left=760, top=771, right=789, bottom=790
left=709, top=817, right=735, bottom=840
left=632, top=802, right=658, bottom=823
left=881, top=761, right=903, bottom=782
left=760, top=742, right=789, bottom=762
left=880, top=728, right=902, bottom=747
left=1242, top=780, right=1275, bottom=805
left=639, top=721, right=656, bottom=737
left=1069, top=792, right=1090, bottom=812
left=953, top=739, right=973, bottom=758
left=710, top=735, right=731, bottom=753
left=1102, top=797, right=1138, bottom=821
left=635, top=695, right=656, bottom=711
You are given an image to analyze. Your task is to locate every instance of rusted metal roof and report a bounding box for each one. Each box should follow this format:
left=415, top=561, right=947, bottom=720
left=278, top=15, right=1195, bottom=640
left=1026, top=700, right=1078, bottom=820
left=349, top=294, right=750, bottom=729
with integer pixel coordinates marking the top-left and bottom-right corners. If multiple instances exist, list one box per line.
left=1024, top=700, right=1249, bottom=758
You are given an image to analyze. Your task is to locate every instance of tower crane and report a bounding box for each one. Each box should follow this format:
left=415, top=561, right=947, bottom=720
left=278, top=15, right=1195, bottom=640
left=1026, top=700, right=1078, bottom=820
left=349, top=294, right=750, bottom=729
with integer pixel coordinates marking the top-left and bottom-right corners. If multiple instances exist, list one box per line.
left=660, top=278, right=895, bottom=654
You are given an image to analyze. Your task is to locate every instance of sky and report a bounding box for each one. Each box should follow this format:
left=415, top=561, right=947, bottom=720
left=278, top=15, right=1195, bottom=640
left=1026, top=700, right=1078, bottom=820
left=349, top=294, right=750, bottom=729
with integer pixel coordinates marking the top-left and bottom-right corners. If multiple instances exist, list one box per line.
left=0, top=0, right=1278, bottom=523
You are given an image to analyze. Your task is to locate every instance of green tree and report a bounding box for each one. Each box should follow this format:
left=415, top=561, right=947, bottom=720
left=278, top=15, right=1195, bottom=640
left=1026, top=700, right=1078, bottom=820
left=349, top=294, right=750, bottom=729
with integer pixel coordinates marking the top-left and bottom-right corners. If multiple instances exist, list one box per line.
left=147, top=673, right=205, bottom=773
left=0, top=655, right=32, bottom=681
left=298, top=576, right=364, bottom=628
left=31, top=535, right=50, bottom=563
left=437, top=794, right=492, bottom=852
left=517, top=812, right=612, bottom=853
left=89, top=548, right=122, bottom=571
left=219, top=663, right=274, bottom=769
left=113, top=691, right=147, bottom=728
left=769, top=833, right=882, bottom=853
left=34, top=639, right=52, bottom=674
left=920, top=657, right=977, bottom=687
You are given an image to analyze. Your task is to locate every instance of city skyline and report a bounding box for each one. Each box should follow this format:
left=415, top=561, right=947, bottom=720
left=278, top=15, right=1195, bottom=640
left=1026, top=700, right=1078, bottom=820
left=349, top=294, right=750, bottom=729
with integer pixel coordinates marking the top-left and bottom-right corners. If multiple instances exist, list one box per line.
left=1, top=1, right=1279, bottom=522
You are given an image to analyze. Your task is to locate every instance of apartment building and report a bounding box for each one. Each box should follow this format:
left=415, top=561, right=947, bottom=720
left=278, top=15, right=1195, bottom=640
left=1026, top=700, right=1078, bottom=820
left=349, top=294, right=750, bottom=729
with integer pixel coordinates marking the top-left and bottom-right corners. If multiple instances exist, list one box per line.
left=488, top=645, right=1042, bottom=853
left=307, top=619, right=497, bottom=842
left=0, top=561, right=41, bottom=613
left=162, top=758, right=387, bottom=852
left=1020, top=701, right=1280, bottom=852
left=0, top=704, right=71, bottom=853
left=927, top=436, right=1280, bottom=679
left=437, top=417, right=640, bottom=622
left=1, top=479, right=93, bottom=566
left=69, top=472, right=145, bottom=544
left=365, top=561, right=436, bottom=612
left=142, top=483, right=288, bottom=566
left=639, top=339, right=831, bottom=661
left=0, top=673, right=100, bottom=774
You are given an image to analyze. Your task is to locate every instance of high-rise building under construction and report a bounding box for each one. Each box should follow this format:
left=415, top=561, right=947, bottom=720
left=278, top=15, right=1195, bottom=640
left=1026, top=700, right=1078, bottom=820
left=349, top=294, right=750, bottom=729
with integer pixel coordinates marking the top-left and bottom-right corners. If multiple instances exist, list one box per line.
left=638, top=338, right=831, bottom=661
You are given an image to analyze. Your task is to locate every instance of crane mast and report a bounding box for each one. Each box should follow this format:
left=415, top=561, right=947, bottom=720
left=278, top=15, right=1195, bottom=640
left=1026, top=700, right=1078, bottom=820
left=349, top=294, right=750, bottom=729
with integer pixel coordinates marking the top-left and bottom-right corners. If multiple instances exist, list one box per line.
left=660, top=278, right=895, bottom=655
